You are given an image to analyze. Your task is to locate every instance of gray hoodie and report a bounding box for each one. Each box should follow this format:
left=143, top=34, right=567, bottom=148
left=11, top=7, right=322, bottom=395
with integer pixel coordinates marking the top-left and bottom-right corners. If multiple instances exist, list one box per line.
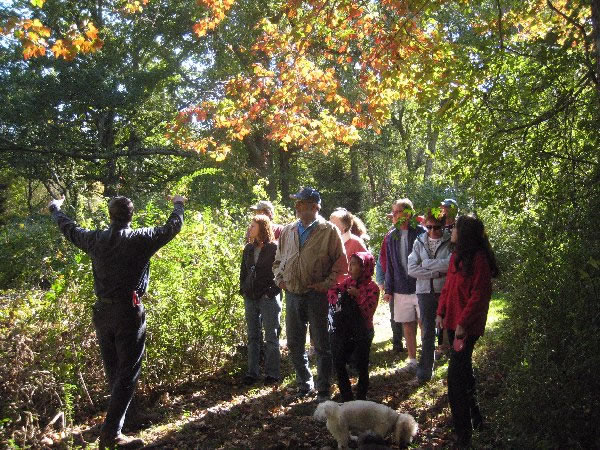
left=407, top=231, right=452, bottom=294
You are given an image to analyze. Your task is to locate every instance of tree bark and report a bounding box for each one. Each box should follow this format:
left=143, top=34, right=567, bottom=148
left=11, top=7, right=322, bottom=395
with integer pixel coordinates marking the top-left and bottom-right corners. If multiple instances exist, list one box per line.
left=348, top=145, right=362, bottom=212
left=365, top=144, right=378, bottom=204
left=424, top=114, right=439, bottom=180
left=591, top=0, right=600, bottom=96
left=278, top=147, right=292, bottom=204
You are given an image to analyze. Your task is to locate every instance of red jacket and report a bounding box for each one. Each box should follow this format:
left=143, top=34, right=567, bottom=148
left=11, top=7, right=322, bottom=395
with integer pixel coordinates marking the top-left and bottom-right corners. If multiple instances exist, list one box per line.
left=328, top=252, right=379, bottom=329
left=437, top=250, right=492, bottom=337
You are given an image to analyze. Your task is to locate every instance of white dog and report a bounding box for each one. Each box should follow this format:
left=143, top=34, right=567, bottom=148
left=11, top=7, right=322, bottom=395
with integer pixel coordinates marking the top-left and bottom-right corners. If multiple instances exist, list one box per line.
left=313, top=400, right=418, bottom=449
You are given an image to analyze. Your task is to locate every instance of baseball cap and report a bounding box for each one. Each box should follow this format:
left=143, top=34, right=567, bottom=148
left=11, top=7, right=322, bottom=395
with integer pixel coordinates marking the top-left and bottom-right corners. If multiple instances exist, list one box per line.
left=249, top=200, right=274, bottom=216
left=290, top=187, right=321, bottom=205
left=441, top=198, right=458, bottom=208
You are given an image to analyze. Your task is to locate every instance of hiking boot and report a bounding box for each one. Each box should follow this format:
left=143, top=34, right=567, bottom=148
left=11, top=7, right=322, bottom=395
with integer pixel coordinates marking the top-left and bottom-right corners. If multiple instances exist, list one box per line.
left=98, top=433, right=145, bottom=449
left=243, top=375, right=258, bottom=385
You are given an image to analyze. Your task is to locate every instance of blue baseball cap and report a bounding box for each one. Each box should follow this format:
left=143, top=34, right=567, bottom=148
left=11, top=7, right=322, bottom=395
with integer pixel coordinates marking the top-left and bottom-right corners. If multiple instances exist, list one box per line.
left=290, top=187, right=321, bottom=205
left=441, top=198, right=458, bottom=208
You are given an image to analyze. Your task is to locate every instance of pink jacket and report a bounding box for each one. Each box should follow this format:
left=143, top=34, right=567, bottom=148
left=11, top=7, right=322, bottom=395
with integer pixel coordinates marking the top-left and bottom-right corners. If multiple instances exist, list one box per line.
left=328, top=251, right=379, bottom=329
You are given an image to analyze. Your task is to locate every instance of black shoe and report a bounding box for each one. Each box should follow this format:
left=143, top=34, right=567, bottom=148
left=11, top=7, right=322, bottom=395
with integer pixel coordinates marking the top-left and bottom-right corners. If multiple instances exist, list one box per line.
left=295, top=388, right=316, bottom=399
left=264, top=376, right=279, bottom=385
left=453, top=431, right=472, bottom=449
left=243, top=375, right=258, bottom=385
left=98, top=433, right=145, bottom=449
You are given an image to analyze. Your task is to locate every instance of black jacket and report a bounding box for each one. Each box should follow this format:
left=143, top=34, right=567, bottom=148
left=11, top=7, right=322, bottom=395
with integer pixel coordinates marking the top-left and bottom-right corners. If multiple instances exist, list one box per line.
left=51, top=202, right=184, bottom=300
left=239, top=241, right=280, bottom=300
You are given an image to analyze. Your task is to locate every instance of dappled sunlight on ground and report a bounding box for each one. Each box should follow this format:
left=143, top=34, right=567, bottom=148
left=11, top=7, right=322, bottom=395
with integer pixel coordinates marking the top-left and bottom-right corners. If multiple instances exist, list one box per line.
left=56, top=296, right=509, bottom=448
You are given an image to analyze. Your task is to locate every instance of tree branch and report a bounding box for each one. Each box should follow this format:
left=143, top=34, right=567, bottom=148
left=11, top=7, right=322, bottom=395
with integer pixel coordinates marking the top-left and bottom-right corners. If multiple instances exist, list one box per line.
left=493, top=77, right=589, bottom=134
left=0, top=139, right=202, bottom=162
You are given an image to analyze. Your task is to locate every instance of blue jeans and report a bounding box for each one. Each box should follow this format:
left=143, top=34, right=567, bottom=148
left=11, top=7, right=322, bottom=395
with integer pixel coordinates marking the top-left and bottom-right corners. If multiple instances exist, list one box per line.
left=244, top=294, right=282, bottom=379
left=92, top=301, right=146, bottom=438
left=416, top=293, right=439, bottom=382
left=285, top=290, right=332, bottom=393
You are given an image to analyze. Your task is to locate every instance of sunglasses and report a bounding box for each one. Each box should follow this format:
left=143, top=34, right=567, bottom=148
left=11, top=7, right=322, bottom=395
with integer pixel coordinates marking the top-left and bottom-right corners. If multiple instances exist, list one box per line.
left=425, top=225, right=442, bottom=230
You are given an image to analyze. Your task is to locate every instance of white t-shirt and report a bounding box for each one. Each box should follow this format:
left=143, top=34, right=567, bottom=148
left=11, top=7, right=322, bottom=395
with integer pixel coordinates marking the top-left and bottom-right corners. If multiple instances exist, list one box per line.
left=427, top=237, right=442, bottom=258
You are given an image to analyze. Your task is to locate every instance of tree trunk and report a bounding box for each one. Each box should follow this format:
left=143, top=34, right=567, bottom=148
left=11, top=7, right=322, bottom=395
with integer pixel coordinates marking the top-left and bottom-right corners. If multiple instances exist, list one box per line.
left=278, top=147, right=291, bottom=204
left=365, top=144, right=378, bottom=204
left=424, top=114, right=440, bottom=180
left=244, top=132, right=277, bottom=198
left=348, top=145, right=362, bottom=212
left=391, top=104, right=414, bottom=172
left=27, top=179, right=34, bottom=213
left=96, top=109, right=118, bottom=197
left=591, top=0, right=600, bottom=97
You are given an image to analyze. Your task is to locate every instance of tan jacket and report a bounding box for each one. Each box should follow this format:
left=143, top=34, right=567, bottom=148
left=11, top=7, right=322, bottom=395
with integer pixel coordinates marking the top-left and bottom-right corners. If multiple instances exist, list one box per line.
left=273, top=216, right=347, bottom=294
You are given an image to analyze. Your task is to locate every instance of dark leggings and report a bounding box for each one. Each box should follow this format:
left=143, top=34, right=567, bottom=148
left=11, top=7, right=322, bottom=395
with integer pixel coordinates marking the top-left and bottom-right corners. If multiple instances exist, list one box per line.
left=331, top=329, right=374, bottom=401
left=447, top=330, right=482, bottom=441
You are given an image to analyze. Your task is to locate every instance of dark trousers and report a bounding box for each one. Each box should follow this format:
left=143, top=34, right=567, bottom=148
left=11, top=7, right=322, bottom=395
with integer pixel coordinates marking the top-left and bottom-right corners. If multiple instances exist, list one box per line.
left=331, top=329, right=374, bottom=401
left=389, top=299, right=404, bottom=350
left=447, top=330, right=482, bottom=441
left=92, top=301, right=146, bottom=438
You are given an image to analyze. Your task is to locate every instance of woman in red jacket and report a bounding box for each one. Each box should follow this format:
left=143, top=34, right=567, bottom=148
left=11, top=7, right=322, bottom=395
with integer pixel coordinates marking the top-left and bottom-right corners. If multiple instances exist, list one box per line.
left=435, top=215, right=499, bottom=448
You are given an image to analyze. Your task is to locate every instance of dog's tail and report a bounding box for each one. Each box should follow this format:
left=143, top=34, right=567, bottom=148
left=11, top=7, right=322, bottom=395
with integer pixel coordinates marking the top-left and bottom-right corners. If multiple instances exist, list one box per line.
left=313, top=400, right=341, bottom=422
left=393, top=413, right=418, bottom=445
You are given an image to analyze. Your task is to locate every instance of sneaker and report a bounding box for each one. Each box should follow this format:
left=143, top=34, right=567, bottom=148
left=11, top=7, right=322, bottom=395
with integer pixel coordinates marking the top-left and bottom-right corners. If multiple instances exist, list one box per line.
left=316, top=391, right=330, bottom=403
left=243, top=375, right=258, bottom=385
left=396, top=361, right=417, bottom=375
left=98, top=433, right=145, bottom=449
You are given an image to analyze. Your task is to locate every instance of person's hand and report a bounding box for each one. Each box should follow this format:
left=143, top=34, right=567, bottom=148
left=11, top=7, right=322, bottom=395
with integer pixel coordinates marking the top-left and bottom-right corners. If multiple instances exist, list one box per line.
left=347, top=286, right=359, bottom=298
left=455, top=324, right=465, bottom=338
left=168, top=195, right=187, bottom=204
left=383, top=293, right=391, bottom=303
left=48, top=195, right=65, bottom=211
left=435, top=315, right=443, bottom=329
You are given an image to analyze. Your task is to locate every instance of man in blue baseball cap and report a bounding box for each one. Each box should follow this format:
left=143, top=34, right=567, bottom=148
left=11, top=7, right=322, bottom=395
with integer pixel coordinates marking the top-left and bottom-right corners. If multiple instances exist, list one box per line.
left=441, top=199, right=458, bottom=231
left=273, top=187, right=346, bottom=402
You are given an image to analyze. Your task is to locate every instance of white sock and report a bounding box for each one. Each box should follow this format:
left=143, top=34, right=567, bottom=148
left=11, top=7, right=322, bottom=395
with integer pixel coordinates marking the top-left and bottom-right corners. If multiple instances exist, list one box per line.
left=407, top=358, right=417, bottom=365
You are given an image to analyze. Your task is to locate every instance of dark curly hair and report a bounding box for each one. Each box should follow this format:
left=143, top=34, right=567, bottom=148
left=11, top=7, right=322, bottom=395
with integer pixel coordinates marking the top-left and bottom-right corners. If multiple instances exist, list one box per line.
left=454, top=215, right=499, bottom=278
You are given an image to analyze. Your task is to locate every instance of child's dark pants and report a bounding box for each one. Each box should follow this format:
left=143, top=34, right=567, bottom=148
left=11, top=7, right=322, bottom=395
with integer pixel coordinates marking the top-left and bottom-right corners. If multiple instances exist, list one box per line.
left=331, top=328, right=374, bottom=401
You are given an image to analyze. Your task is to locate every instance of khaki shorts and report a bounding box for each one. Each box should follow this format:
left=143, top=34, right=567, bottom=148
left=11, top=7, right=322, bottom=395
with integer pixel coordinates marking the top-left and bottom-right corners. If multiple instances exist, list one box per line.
left=393, top=293, right=419, bottom=323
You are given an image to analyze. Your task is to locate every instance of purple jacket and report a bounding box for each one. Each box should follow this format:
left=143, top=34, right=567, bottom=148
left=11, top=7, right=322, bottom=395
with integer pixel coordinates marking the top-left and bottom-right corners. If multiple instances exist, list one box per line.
left=384, top=226, right=424, bottom=295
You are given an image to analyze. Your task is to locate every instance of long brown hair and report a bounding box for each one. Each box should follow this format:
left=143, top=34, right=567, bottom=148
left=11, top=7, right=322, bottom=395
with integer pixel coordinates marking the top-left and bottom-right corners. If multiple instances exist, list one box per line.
left=454, top=215, right=499, bottom=278
left=252, top=214, right=274, bottom=244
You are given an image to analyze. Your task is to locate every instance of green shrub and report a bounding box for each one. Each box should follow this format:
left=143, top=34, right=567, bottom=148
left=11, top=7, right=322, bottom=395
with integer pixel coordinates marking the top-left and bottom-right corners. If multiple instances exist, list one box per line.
left=489, top=225, right=600, bottom=448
